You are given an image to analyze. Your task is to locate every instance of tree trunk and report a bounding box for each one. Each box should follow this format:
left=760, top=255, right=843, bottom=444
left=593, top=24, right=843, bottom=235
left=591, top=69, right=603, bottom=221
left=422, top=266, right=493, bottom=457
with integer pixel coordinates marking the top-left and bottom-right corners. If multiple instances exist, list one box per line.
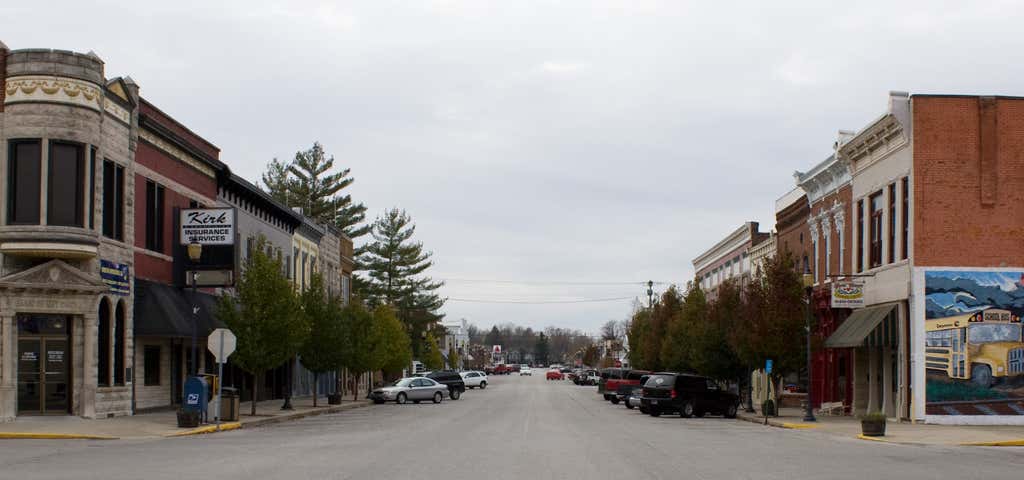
left=251, top=371, right=259, bottom=416
left=353, top=371, right=362, bottom=402
left=313, top=372, right=319, bottom=407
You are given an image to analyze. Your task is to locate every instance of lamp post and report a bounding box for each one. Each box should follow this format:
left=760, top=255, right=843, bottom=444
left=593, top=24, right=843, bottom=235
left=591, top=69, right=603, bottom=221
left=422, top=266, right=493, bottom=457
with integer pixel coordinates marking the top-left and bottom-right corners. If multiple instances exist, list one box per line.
left=646, top=280, right=654, bottom=309
left=802, top=266, right=816, bottom=422
left=186, top=240, right=203, bottom=377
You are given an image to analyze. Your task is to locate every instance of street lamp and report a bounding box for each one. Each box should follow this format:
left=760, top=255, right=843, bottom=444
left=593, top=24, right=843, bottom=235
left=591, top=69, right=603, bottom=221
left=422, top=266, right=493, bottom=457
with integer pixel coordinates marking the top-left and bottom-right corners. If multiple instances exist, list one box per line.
left=646, top=280, right=654, bottom=309
left=186, top=240, right=202, bottom=378
left=802, top=266, right=816, bottom=422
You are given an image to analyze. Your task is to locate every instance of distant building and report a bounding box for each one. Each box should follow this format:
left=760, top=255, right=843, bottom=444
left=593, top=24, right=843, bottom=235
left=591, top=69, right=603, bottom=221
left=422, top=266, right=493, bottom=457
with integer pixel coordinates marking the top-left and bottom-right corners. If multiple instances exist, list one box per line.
left=693, top=222, right=769, bottom=299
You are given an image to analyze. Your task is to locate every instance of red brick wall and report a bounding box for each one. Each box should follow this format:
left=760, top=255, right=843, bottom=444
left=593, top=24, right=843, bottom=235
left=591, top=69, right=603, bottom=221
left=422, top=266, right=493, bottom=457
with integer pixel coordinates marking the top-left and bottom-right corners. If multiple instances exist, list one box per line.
left=913, top=96, right=1024, bottom=267
left=135, top=142, right=217, bottom=200
left=776, top=195, right=810, bottom=270
left=132, top=167, right=212, bottom=283
left=809, top=184, right=853, bottom=277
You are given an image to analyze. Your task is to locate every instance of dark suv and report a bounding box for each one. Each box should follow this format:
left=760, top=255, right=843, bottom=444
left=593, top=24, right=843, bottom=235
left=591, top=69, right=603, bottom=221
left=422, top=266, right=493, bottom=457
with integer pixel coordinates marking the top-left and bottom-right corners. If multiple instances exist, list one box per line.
left=425, top=371, right=466, bottom=400
left=640, top=373, right=738, bottom=418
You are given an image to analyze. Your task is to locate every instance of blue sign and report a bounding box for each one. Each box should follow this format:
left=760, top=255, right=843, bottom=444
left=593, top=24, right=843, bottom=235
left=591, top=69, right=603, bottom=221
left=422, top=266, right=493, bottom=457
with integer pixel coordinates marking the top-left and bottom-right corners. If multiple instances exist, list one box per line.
left=100, top=260, right=130, bottom=295
left=765, top=359, right=773, bottom=375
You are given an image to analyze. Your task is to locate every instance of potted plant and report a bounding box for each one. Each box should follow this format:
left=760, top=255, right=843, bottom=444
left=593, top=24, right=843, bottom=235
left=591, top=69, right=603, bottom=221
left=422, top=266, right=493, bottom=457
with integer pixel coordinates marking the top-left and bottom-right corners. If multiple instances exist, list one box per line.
left=177, top=408, right=200, bottom=428
left=860, top=411, right=887, bottom=436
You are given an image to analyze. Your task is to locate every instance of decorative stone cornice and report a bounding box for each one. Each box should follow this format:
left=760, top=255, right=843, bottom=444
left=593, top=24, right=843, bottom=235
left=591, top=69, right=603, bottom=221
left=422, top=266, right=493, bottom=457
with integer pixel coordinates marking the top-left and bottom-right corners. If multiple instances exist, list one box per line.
left=4, top=75, right=103, bottom=112
left=808, top=218, right=819, bottom=242
left=139, top=129, right=216, bottom=178
left=795, top=154, right=852, bottom=206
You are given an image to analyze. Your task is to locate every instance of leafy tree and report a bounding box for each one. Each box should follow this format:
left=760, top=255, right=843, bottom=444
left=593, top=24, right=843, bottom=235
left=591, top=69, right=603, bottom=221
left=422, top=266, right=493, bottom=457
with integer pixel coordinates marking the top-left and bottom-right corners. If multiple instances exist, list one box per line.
left=484, top=326, right=502, bottom=350
left=627, top=308, right=651, bottom=369
left=298, top=273, right=345, bottom=407
left=640, top=287, right=682, bottom=371
left=216, top=236, right=307, bottom=416
left=374, top=305, right=413, bottom=376
left=448, top=348, right=461, bottom=370
left=661, top=285, right=703, bottom=374
left=581, top=344, right=600, bottom=367
left=533, top=333, right=550, bottom=366
left=338, top=300, right=377, bottom=401
left=422, top=333, right=445, bottom=370
left=745, top=252, right=808, bottom=375
left=359, top=208, right=445, bottom=341
left=695, top=281, right=743, bottom=380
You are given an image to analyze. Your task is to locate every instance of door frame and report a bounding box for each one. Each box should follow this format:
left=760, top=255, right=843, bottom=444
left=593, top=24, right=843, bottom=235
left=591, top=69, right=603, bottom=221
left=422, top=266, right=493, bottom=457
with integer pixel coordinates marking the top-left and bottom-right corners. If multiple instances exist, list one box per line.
left=16, top=315, right=73, bottom=416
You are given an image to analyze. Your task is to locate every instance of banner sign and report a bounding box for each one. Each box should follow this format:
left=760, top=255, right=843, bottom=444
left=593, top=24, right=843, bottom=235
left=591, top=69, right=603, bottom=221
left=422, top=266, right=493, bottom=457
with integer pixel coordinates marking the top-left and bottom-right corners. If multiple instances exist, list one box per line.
left=100, top=260, right=130, bottom=295
left=180, top=208, right=235, bottom=245
left=831, top=281, right=865, bottom=308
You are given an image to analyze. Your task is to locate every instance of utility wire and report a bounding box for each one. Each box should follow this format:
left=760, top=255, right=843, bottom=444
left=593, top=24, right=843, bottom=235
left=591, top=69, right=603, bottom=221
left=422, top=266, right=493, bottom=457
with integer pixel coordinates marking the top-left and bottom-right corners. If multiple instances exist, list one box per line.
left=447, top=296, right=635, bottom=304
left=441, top=278, right=670, bottom=286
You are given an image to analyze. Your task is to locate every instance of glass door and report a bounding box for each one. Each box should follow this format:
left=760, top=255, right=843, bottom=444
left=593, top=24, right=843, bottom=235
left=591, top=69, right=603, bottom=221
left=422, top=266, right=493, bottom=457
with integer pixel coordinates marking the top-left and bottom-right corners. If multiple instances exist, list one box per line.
left=43, top=338, right=69, bottom=414
left=17, top=339, right=41, bottom=414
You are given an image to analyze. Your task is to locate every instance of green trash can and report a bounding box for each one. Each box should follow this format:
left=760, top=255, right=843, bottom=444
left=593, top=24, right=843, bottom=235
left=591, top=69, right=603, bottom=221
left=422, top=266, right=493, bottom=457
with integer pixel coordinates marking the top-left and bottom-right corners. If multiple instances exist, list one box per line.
left=219, top=387, right=240, bottom=422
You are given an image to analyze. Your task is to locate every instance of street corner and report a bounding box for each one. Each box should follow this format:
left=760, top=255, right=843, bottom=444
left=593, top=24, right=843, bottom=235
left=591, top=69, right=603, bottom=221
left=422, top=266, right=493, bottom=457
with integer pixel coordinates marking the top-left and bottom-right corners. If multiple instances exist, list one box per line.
left=164, top=422, right=242, bottom=438
left=0, top=432, right=119, bottom=440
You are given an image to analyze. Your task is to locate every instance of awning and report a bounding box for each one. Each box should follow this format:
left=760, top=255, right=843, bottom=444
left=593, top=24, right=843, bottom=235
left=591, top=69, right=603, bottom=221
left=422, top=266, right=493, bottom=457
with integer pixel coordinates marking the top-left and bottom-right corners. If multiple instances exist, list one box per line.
left=134, top=279, right=224, bottom=338
left=825, top=302, right=898, bottom=348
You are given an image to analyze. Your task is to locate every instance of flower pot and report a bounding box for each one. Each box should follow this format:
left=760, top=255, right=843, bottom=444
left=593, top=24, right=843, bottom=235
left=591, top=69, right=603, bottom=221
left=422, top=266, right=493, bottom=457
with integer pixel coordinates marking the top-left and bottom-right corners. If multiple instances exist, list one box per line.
left=177, top=409, right=201, bottom=428
left=861, top=419, right=886, bottom=437
left=327, top=393, right=343, bottom=405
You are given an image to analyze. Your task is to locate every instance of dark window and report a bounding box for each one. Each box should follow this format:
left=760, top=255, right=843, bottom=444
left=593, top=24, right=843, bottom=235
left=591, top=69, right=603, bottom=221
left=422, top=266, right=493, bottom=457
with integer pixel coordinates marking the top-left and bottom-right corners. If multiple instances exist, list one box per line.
left=7, top=140, right=41, bottom=225
left=88, top=148, right=96, bottom=229
left=102, top=160, right=125, bottom=240
left=98, top=300, right=111, bottom=387
left=144, top=346, right=161, bottom=386
left=888, top=183, right=896, bottom=264
left=901, top=177, right=909, bottom=261
left=869, top=192, right=883, bottom=268
left=856, top=199, right=865, bottom=272
left=47, top=142, right=85, bottom=227
left=114, top=302, right=125, bottom=385
left=144, top=180, right=165, bottom=252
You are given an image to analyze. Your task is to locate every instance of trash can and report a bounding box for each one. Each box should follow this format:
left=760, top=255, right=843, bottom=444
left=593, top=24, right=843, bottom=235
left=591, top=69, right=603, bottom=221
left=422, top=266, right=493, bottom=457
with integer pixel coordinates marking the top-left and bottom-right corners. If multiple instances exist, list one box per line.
left=219, top=387, right=240, bottom=422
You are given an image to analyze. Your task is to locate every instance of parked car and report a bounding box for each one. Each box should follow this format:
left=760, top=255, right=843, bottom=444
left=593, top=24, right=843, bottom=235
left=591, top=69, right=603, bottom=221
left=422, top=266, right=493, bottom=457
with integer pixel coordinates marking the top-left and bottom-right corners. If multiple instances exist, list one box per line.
left=624, top=384, right=645, bottom=410
left=618, top=374, right=650, bottom=406
left=510, top=364, right=521, bottom=373
left=598, top=368, right=623, bottom=398
left=602, top=369, right=650, bottom=404
left=370, top=377, right=448, bottom=404
left=460, top=371, right=488, bottom=389
left=585, top=370, right=601, bottom=386
left=640, top=373, right=739, bottom=418
left=520, top=367, right=533, bottom=376
left=546, top=369, right=564, bottom=380
left=425, top=370, right=466, bottom=400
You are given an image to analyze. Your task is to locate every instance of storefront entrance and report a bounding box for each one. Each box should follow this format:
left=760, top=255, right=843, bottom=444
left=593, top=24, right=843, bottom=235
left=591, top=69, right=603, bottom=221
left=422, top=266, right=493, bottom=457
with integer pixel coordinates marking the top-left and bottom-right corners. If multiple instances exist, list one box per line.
left=16, top=315, right=71, bottom=415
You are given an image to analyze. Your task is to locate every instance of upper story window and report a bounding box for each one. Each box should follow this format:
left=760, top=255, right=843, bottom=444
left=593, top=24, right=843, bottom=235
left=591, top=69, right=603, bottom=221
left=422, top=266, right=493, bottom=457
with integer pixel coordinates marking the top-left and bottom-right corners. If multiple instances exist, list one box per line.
left=47, top=141, right=85, bottom=227
left=144, top=179, right=165, bottom=253
left=856, top=199, right=864, bottom=273
left=888, top=183, right=896, bottom=264
left=901, top=177, right=909, bottom=261
left=869, top=191, right=884, bottom=268
left=7, top=140, right=42, bottom=225
left=102, top=159, right=125, bottom=240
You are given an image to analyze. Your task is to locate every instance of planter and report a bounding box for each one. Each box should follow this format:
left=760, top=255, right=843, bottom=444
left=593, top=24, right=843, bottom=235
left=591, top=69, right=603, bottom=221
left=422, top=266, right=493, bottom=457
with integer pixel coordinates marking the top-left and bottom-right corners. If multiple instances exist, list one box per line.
left=327, top=393, right=343, bottom=405
left=177, top=409, right=201, bottom=428
left=861, top=419, right=886, bottom=437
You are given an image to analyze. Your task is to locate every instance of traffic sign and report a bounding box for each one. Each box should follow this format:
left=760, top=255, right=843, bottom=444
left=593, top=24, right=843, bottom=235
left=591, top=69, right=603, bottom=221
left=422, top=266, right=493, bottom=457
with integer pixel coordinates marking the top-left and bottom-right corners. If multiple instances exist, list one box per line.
left=207, top=328, right=236, bottom=363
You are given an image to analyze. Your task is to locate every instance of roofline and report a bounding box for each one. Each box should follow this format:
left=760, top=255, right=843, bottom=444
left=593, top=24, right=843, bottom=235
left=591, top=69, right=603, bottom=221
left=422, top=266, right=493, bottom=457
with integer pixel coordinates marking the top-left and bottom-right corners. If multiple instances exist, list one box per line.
left=222, top=173, right=303, bottom=227
left=139, top=98, right=221, bottom=153
left=138, top=114, right=228, bottom=174
left=692, top=222, right=757, bottom=268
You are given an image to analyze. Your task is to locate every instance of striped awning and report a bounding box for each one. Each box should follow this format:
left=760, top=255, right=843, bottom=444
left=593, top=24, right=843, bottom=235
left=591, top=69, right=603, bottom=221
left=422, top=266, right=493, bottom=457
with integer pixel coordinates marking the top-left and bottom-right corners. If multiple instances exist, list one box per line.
left=825, top=302, right=899, bottom=348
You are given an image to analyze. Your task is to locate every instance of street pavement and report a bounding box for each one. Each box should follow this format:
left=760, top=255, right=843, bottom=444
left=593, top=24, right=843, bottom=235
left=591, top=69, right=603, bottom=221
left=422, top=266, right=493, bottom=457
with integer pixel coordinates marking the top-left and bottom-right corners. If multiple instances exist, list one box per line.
left=4, top=374, right=1024, bottom=479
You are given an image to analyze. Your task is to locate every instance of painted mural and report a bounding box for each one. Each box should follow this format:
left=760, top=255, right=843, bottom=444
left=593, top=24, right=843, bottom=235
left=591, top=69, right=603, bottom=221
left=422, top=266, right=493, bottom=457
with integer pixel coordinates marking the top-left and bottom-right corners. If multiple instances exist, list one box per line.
left=925, top=270, right=1024, bottom=415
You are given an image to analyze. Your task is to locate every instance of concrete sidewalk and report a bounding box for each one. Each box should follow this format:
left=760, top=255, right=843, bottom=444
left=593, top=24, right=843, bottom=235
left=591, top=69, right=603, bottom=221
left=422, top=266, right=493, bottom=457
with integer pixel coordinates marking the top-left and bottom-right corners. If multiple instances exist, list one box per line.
left=737, top=407, right=1024, bottom=446
left=0, top=396, right=371, bottom=440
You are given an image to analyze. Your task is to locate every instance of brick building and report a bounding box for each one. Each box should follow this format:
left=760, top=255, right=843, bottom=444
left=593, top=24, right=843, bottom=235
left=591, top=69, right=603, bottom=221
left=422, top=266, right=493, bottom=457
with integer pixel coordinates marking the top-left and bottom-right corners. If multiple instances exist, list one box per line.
left=694, top=222, right=769, bottom=299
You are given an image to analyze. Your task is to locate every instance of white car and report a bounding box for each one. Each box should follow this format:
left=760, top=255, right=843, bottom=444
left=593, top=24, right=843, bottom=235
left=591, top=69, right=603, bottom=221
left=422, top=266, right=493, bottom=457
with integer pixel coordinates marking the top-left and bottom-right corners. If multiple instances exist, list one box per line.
left=460, top=371, right=488, bottom=389
left=520, top=367, right=533, bottom=376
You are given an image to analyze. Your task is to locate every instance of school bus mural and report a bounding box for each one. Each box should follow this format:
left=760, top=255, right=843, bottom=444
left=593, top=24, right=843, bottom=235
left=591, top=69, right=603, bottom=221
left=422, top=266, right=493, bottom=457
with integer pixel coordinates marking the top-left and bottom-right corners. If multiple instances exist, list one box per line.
left=925, top=308, right=1024, bottom=386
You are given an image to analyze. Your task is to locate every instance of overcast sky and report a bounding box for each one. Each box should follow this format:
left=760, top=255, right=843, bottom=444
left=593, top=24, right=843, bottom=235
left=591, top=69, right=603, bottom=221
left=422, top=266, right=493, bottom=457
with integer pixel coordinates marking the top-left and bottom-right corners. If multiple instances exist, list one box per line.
left=6, top=1, right=1024, bottom=334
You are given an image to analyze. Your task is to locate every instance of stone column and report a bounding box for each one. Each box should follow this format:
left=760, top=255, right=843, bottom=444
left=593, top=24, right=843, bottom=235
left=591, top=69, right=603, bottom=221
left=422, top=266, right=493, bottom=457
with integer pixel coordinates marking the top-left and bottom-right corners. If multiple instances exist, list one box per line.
left=882, top=346, right=894, bottom=417
left=833, top=207, right=845, bottom=276
left=81, top=313, right=97, bottom=419
left=808, top=219, right=820, bottom=282
left=867, top=347, right=879, bottom=413
left=0, top=314, right=15, bottom=421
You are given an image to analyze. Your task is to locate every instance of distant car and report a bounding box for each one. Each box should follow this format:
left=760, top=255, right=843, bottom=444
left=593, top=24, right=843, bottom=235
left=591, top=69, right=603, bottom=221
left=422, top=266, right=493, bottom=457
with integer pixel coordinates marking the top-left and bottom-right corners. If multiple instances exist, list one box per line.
left=585, top=370, right=601, bottom=386
left=559, top=367, right=571, bottom=373
left=370, top=377, right=448, bottom=404
left=460, top=371, right=488, bottom=389
left=425, top=370, right=466, bottom=400
left=520, top=367, right=533, bottom=376
left=641, top=373, right=739, bottom=418
left=546, top=369, right=564, bottom=381
left=624, top=384, right=645, bottom=410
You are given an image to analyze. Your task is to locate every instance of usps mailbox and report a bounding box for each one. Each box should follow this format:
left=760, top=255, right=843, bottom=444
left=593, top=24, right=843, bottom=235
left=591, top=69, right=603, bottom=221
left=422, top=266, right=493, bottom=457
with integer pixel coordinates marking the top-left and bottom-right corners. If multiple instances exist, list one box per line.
left=183, top=376, right=209, bottom=418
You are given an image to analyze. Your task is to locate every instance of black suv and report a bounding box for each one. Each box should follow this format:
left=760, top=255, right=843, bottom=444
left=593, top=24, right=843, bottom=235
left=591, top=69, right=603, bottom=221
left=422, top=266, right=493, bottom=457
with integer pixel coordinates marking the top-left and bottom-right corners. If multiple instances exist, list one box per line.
left=426, top=371, right=466, bottom=400
left=640, top=373, right=738, bottom=418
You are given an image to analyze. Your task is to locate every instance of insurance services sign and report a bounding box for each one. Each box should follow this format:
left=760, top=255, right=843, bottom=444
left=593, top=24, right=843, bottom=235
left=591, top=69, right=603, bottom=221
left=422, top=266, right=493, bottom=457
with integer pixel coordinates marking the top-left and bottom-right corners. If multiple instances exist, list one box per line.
left=180, top=208, right=235, bottom=245
left=831, top=281, right=865, bottom=308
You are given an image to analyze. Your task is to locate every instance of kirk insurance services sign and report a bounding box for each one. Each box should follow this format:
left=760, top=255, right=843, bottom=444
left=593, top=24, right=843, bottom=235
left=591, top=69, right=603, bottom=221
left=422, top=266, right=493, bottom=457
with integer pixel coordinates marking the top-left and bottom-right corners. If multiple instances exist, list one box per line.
left=180, top=208, right=236, bottom=245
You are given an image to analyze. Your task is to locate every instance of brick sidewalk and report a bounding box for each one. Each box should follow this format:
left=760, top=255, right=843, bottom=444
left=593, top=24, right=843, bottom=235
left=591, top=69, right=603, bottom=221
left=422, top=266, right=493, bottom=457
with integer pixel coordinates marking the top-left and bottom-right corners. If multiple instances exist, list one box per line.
left=0, top=396, right=371, bottom=440
left=737, top=407, right=1024, bottom=446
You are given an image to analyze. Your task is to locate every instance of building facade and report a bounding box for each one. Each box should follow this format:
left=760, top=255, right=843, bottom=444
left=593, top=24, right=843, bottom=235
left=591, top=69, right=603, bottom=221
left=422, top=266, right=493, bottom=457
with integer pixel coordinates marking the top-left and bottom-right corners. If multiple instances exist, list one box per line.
left=775, top=187, right=811, bottom=273
left=694, top=222, right=768, bottom=299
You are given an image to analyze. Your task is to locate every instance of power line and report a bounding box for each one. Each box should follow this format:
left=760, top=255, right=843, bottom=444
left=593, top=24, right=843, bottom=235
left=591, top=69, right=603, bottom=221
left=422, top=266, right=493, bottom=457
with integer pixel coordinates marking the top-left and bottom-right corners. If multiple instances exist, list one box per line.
left=447, top=296, right=636, bottom=305
left=441, top=278, right=671, bottom=286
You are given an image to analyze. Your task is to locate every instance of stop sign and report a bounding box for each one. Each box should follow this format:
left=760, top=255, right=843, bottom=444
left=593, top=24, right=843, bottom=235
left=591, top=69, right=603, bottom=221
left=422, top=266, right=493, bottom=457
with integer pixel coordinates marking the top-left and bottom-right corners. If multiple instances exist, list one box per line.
left=207, top=328, right=236, bottom=363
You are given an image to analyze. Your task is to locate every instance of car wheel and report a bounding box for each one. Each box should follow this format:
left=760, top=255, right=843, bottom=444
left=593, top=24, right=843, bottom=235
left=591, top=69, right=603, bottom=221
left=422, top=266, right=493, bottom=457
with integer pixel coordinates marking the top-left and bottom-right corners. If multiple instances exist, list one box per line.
left=626, top=402, right=635, bottom=410
left=650, top=408, right=662, bottom=417
left=480, top=381, right=487, bottom=389
left=639, top=406, right=649, bottom=414
left=681, top=400, right=694, bottom=418
left=725, top=403, right=738, bottom=418
left=610, top=396, right=620, bottom=405
left=451, top=389, right=461, bottom=400
left=396, top=393, right=407, bottom=405
left=433, top=392, right=443, bottom=404
left=694, top=409, right=705, bottom=418
left=373, top=399, right=384, bottom=405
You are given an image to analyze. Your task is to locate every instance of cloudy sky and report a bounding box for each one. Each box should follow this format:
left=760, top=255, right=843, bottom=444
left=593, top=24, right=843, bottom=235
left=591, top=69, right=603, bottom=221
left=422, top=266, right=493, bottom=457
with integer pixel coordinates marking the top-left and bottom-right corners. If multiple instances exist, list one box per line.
left=6, top=1, right=1024, bottom=334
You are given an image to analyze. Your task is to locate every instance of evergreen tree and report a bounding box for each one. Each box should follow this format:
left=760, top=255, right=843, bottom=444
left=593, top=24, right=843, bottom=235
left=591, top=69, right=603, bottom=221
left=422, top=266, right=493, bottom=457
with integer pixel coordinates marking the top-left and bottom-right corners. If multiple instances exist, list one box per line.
left=533, top=333, right=550, bottom=366
left=216, top=236, right=307, bottom=416
left=261, top=158, right=292, bottom=205
left=298, top=273, right=345, bottom=407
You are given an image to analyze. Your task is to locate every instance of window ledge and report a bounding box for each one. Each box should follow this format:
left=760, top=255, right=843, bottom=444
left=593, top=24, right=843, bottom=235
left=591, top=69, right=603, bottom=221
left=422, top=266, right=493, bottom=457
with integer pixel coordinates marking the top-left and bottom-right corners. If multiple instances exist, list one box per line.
left=0, top=225, right=99, bottom=258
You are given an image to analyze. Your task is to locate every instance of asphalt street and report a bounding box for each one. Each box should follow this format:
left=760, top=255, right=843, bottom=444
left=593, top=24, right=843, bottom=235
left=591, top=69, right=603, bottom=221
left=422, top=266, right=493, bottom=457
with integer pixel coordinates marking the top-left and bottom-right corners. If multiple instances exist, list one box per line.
left=3, top=374, right=1024, bottom=479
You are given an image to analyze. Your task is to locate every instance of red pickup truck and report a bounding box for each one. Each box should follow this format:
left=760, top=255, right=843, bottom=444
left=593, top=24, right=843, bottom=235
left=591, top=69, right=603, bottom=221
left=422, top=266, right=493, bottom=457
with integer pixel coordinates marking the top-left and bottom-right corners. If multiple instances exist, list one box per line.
left=600, top=368, right=650, bottom=404
left=491, top=364, right=511, bottom=375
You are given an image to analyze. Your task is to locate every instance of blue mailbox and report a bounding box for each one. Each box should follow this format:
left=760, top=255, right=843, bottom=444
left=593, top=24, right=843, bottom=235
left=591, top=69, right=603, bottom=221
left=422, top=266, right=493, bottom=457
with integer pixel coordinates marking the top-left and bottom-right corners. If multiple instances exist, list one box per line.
left=183, top=376, right=208, bottom=417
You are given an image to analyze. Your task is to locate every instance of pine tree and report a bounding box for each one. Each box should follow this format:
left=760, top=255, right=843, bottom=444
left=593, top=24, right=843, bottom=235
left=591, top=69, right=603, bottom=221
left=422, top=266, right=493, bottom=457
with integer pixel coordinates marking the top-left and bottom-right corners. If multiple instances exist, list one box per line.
left=534, top=333, right=550, bottom=366
left=298, top=272, right=345, bottom=407
left=261, top=158, right=292, bottom=205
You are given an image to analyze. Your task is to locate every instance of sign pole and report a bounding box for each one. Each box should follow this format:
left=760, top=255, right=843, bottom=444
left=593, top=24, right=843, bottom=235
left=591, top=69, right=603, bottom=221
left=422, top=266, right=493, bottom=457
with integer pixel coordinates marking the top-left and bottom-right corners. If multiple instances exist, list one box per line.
left=216, top=329, right=224, bottom=431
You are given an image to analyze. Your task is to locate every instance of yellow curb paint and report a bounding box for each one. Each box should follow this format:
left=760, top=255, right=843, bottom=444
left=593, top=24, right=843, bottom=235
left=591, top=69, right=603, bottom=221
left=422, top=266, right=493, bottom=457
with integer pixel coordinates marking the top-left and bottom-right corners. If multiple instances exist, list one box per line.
left=780, top=423, right=819, bottom=429
left=0, top=432, right=118, bottom=440
left=960, top=439, right=1024, bottom=447
left=164, top=422, right=242, bottom=438
left=856, top=434, right=891, bottom=443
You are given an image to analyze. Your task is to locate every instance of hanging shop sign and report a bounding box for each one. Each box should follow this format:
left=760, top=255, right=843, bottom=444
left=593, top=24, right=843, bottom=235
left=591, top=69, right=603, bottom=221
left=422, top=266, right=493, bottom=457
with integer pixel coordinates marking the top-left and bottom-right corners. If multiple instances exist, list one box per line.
left=100, top=260, right=130, bottom=295
left=180, top=208, right=235, bottom=245
left=831, top=281, right=865, bottom=308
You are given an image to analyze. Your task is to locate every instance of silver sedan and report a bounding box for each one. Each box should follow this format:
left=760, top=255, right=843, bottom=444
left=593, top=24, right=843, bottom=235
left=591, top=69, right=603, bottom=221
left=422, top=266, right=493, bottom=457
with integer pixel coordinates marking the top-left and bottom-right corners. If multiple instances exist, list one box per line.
left=370, top=377, right=448, bottom=404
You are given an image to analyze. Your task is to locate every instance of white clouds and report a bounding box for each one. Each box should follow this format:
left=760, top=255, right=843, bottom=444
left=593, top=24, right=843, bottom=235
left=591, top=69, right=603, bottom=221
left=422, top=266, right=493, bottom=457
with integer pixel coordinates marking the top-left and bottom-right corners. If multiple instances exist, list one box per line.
left=539, top=61, right=587, bottom=75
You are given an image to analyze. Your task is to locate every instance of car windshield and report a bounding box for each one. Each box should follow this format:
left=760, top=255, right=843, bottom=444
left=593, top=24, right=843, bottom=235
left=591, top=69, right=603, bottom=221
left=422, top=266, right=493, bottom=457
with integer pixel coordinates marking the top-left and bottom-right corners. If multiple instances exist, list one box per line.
left=969, top=323, right=1022, bottom=343
left=389, top=378, right=414, bottom=387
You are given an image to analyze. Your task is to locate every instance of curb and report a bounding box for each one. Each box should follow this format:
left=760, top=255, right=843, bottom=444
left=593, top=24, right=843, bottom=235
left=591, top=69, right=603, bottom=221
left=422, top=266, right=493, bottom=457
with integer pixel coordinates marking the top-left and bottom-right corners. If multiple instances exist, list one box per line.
left=238, top=401, right=372, bottom=429
left=164, top=422, right=242, bottom=437
left=958, top=439, right=1024, bottom=447
left=0, top=432, right=118, bottom=440
left=736, top=414, right=818, bottom=430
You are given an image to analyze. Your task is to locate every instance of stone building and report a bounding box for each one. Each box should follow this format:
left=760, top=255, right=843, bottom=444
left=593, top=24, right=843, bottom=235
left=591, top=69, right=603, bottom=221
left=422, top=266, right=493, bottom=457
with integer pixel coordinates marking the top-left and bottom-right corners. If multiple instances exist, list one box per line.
left=0, top=46, right=138, bottom=420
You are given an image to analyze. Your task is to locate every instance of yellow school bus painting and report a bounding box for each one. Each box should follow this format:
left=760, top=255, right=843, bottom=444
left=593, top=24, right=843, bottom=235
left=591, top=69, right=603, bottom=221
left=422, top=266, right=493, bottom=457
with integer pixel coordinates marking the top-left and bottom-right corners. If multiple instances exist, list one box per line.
left=925, top=308, right=1024, bottom=387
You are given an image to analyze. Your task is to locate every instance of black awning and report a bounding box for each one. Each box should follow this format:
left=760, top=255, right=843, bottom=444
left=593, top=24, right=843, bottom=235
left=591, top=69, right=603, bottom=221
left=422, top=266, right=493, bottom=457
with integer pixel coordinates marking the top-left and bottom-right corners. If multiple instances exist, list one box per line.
left=134, top=279, right=224, bottom=338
